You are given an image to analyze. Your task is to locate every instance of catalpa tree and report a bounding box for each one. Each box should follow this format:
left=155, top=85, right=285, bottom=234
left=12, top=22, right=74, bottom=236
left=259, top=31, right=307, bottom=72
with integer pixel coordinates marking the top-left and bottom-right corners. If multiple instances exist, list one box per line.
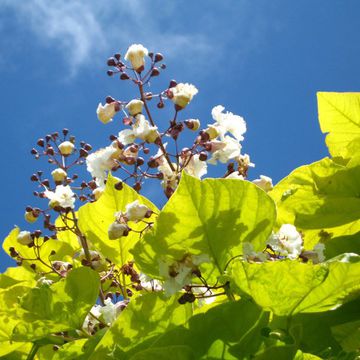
left=1, top=44, right=360, bottom=360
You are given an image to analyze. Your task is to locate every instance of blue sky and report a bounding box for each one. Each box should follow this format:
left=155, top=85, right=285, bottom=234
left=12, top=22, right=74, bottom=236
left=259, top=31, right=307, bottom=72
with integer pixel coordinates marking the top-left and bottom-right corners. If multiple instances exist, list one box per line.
left=1, top=0, right=360, bottom=271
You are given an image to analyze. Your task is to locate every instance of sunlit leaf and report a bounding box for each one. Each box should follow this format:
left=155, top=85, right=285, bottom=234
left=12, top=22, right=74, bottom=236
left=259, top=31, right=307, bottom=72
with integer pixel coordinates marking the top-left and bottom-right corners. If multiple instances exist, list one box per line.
left=78, top=174, right=159, bottom=265
left=133, top=172, right=276, bottom=281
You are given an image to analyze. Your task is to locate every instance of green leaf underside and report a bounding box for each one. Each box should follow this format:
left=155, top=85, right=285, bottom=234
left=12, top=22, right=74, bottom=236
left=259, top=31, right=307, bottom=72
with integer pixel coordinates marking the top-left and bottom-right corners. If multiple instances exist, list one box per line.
left=269, top=157, right=360, bottom=250
left=317, top=92, right=360, bottom=163
left=133, top=172, right=276, bottom=281
left=90, top=294, right=267, bottom=359
left=0, top=267, right=99, bottom=343
left=230, top=258, right=360, bottom=316
left=78, top=174, right=159, bottom=265
left=3, top=227, right=78, bottom=273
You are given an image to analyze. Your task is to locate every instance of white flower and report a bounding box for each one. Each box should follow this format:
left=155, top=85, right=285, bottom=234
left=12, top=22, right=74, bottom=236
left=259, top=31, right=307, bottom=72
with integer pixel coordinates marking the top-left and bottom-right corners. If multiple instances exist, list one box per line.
left=58, top=141, right=75, bottom=156
left=82, top=298, right=120, bottom=334
left=77, top=249, right=107, bottom=271
left=126, top=99, right=144, bottom=116
left=225, top=172, right=244, bottom=180
left=17, top=231, right=32, bottom=245
left=108, top=222, right=129, bottom=239
left=92, top=187, right=104, bottom=200
left=86, top=145, right=121, bottom=186
left=211, top=105, right=246, bottom=141
left=99, top=298, right=117, bottom=325
left=183, top=154, right=207, bottom=179
left=267, top=224, right=303, bottom=260
left=44, top=185, right=75, bottom=209
left=253, top=175, right=273, bottom=192
left=159, top=254, right=210, bottom=296
left=125, top=200, right=150, bottom=222
left=133, top=114, right=159, bottom=143
left=158, top=162, right=178, bottom=190
left=51, top=168, right=67, bottom=182
left=124, top=44, right=148, bottom=70
left=97, top=102, right=119, bottom=124
left=82, top=304, right=102, bottom=334
left=118, top=129, right=136, bottom=145
left=238, top=153, right=255, bottom=168
left=170, top=83, right=198, bottom=109
left=208, top=136, right=242, bottom=164
left=37, top=277, right=53, bottom=286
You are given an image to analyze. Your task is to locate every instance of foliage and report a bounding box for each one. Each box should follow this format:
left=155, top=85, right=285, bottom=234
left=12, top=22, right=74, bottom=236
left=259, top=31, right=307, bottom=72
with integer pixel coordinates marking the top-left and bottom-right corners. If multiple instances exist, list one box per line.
left=1, top=45, right=360, bottom=359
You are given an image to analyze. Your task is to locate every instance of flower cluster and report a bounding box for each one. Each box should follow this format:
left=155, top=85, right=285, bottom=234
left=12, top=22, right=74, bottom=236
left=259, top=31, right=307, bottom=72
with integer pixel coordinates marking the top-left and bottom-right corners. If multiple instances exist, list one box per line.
left=87, top=43, right=272, bottom=199
left=242, top=224, right=325, bottom=264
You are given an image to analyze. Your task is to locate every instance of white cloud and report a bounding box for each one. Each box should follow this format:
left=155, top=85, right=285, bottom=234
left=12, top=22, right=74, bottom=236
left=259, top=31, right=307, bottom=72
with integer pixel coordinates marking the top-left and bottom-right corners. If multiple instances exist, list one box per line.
left=1, top=0, right=213, bottom=76
left=1, top=0, right=272, bottom=77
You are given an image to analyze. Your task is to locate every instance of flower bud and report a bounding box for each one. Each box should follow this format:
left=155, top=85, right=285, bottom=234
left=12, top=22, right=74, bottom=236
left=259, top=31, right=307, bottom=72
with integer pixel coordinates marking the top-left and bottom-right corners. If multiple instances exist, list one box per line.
left=58, top=141, right=75, bottom=156
left=25, top=211, right=38, bottom=223
left=125, top=99, right=144, bottom=116
left=17, top=231, right=33, bottom=246
left=51, top=168, right=67, bottom=182
left=108, top=222, right=129, bottom=240
left=184, top=119, right=201, bottom=131
left=154, top=53, right=164, bottom=62
left=205, top=125, right=219, bottom=140
left=124, top=44, right=148, bottom=71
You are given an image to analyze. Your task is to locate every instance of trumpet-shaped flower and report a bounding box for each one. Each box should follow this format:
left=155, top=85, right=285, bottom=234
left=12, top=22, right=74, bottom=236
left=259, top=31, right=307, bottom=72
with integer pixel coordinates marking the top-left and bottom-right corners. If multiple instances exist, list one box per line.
left=267, top=224, right=303, bottom=260
left=86, top=144, right=121, bottom=186
left=97, top=102, right=119, bottom=124
left=125, top=200, right=150, bottom=222
left=183, top=154, right=207, bottom=179
left=170, top=83, right=198, bottom=109
left=132, top=114, right=159, bottom=143
left=253, top=175, right=273, bottom=192
left=126, top=99, right=144, bottom=116
left=211, top=105, right=246, bottom=141
left=207, top=136, right=242, bottom=164
left=44, top=185, right=75, bottom=209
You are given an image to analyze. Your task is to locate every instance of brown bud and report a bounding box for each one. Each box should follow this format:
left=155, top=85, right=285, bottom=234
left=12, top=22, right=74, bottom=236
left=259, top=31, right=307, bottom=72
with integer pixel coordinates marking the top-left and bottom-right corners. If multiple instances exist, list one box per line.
left=107, top=57, right=116, bottom=66
left=120, top=73, right=130, bottom=80
left=147, top=157, right=158, bottom=168
left=199, top=152, right=208, bottom=161
left=79, top=149, right=88, bottom=158
left=114, top=181, right=123, bottom=191
left=151, top=68, right=160, bottom=77
left=136, top=157, right=144, bottom=166
left=37, top=139, right=45, bottom=147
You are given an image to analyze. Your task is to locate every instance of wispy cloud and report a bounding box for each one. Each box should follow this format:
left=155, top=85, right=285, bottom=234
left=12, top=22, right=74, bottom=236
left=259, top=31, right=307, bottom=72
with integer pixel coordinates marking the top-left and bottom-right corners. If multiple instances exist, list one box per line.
left=1, top=0, right=272, bottom=76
